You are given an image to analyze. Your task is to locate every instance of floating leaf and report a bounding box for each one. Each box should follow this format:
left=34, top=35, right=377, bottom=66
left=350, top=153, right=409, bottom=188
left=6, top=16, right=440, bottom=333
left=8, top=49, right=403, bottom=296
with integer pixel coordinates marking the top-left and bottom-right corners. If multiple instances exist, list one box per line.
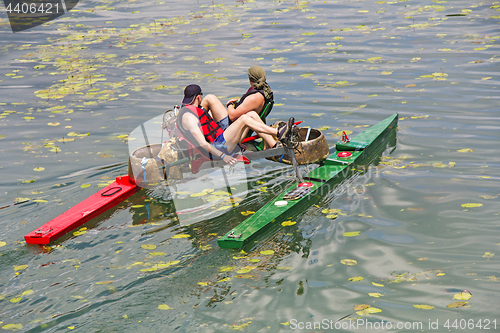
left=461, top=203, right=482, bottom=208
left=14, top=265, right=28, bottom=271
left=277, top=266, right=292, bottom=270
left=158, top=304, right=172, bottom=310
left=67, top=132, right=90, bottom=137
left=457, top=148, right=473, bottom=153
left=234, top=274, right=253, bottom=279
left=349, top=276, right=363, bottom=282
left=236, top=266, right=257, bottom=274
left=47, top=122, right=60, bottom=126
left=341, top=259, right=357, bottom=266
left=260, top=250, right=274, bottom=255
left=372, top=282, right=385, bottom=287
left=2, top=324, right=23, bottom=330
left=248, top=259, right=260, bottom=263
left=447, top=301, right=469, bottom=308
left=483, top=252, right=494, bottom=258
left=356, top=306, right=382, bottom=316
left=0, top=241, right=6, bottom=247
left=155, top=261, right=179, bottom=269
left=10, top=297, right=22, bottom=303
left=453, top=291, right=472, bottom=300
left=369, top=292, right=383, bottom=297
left=80, top=184, right=91, bottom=189
left=149, top=252, right=165, bottom=256
left=131, top=205, right=144, bottom=208
left=322, top=208, right=341, bottom=214
left=354, top=304, right=370, bottom=311
left=241, top=211, right=255, bottom=216
left=343, top=231, right=360, bottom=237
left=172, top=234, right=190, bottom=239
left=413, top=304, right=434, bottom=310
left=281, top=221, right=296, bottom=226
left=219, top=266, right=235, bottom=272
left=33, top=167, right=45, bottom=172
left=95, top=281, right=113, bottom=285
left=141, top=244, right=156, bottom=250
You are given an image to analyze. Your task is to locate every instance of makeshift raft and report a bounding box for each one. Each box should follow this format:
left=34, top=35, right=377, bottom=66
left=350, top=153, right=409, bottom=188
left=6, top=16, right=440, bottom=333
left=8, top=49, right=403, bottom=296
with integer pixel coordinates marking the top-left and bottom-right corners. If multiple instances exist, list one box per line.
left=25, top=111, right=331, bottom=244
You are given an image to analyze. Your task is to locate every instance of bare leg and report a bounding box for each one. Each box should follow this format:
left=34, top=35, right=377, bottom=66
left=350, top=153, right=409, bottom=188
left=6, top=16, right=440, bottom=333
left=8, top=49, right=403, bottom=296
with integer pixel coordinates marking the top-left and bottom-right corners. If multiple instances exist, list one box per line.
left=242, top=111, right=277, bottom=147
left=223, top=112, right=277, bottom=152
left=200, top=94, right=228, bottom=122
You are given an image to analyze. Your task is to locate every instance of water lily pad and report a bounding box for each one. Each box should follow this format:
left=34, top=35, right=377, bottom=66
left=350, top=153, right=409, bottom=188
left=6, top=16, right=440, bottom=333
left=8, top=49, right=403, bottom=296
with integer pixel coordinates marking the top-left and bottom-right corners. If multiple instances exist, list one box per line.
left=14, top=265, right=28, bottom=271
left=356, top=306, right=382, bottom=316
left=158, top=304, right=172, bottom=310
left=172, top=234, right=190, bottom=239
left=461, top=203, right=482, bottom=208
left=349, top=276, right=363, bottom=281
left=341, top=259, right=357, bottom=266
left=281, top=221, right=296, bottom=226
left=453, top=291, right=472, bottom=300
left=2, top=323, right=23, bottom=330
left=447, top=301, right=469, bottom=308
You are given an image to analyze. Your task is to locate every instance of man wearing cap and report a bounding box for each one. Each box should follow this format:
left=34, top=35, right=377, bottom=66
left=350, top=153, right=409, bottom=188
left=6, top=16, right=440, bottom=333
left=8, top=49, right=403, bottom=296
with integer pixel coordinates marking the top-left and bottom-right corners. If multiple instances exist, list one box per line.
left=176, top=84, right=293, bottom=166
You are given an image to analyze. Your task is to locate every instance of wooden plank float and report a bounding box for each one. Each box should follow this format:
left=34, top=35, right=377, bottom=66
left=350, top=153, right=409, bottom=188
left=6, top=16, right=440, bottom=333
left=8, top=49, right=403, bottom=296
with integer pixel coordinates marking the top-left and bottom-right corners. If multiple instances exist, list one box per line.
left=25, top=175, right=139, bottom=244
left=217, top=113, right=398, bottom=249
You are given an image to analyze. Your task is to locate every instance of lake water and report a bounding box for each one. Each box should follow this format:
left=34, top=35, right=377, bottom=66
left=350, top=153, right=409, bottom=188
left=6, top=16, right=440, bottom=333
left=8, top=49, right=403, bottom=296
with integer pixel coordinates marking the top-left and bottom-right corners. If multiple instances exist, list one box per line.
left=0, top=0, right=499, bottom=332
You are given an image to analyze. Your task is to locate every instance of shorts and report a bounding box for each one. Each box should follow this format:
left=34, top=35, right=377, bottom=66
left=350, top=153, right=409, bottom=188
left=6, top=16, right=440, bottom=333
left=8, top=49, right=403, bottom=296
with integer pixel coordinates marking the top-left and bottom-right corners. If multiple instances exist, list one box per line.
left=217, top=115, right=232, bottom=131
left=210, top=133, right=236, bottom=159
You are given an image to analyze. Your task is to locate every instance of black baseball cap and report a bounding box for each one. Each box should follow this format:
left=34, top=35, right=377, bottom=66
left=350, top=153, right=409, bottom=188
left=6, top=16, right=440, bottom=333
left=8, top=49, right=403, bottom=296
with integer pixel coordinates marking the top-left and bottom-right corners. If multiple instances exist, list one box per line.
left=182, top=84, right=202, bottom=105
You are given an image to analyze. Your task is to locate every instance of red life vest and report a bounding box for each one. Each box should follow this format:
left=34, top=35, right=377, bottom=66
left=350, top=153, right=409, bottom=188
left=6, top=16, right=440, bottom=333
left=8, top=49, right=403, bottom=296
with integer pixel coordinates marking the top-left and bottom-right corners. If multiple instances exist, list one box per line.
left=181, top=104, right=224, bottom=143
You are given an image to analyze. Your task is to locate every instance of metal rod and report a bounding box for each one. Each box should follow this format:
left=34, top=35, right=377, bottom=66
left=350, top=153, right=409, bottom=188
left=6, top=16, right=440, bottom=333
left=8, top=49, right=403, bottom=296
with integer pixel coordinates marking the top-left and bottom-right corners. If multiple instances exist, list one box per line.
left=285, top=145, right=304, bottom=183
left=305, top=127, right=311, bottom=141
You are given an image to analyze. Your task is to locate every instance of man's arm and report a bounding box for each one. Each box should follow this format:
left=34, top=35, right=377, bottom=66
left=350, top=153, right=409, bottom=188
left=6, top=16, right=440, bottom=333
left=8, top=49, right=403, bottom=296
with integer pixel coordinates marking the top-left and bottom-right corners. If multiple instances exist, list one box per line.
left=227, top=93, right=264, bottom=121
